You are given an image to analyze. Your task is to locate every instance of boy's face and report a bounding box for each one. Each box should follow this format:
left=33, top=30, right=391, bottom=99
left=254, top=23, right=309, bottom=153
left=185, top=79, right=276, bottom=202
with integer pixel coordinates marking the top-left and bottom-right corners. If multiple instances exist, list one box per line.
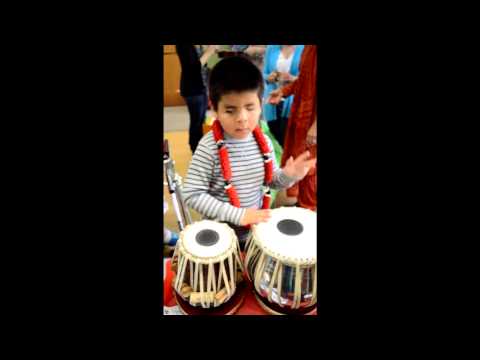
left=215, top=91, right=261, bottom=140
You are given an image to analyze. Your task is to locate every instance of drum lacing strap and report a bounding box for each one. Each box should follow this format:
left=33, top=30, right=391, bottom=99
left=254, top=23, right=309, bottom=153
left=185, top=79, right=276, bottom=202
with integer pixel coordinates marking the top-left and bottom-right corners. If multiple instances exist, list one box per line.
left=216, top=258, right=223, bottom=294
left=175, top=253, right=187, bottom=291
left=245, top=241, right=262, bottom=280
left=244, top=241, right=256, bottom=278
left=252, top=247, right=263, bottom=279
left=193, top=258, right=200, bottom=296
left=293, top=263, right=302, bottom=309
left=310, top=263, right=317, bottom=306
left=212, top=260, right=218, bottom=295
left=267, top=260, right=281, bottom=303
left=180, top=255, right=190, bottom=292
left=254, top=253, right=267, bottom=293
left=233, top=251, right=237, bottom=288
left=220, top=259, right=231, bottom=297
left=245, top=233, right=260, bottom=268
left=189, top=259, right=194, bottom=294
left=180, top=255, right=190, bottom=295
left=246, top=232, right=256, bottom=252
left=199, top=263, right=207, bottom=308
left=228, top=253, right=235, bottom=293
left=207, top=260, right=214, bottom=306
left=233, top=245, right=244, bottom=273
left=229, top=229, right=244, bottom=273
left=244, top=233, right=253, bottom=253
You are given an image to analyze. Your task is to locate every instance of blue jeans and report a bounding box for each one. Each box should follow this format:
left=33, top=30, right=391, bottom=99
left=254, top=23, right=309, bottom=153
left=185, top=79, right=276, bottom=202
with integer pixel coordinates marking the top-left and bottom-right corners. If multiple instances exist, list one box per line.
left=184, top=93, right=208, bottom=153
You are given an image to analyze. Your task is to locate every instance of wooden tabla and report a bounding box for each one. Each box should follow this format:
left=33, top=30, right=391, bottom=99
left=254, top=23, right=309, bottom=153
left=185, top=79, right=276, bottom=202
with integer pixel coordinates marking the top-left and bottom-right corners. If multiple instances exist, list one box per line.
left=244, top=207, right=317, bottom=315
left=171, top=220, right=246, bottom=315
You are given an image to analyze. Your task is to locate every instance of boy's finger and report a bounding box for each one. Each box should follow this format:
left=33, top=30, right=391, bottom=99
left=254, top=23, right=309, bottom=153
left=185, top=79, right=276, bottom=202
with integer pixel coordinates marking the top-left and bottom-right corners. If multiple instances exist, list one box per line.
left=260, top=210, right=271, bottom=219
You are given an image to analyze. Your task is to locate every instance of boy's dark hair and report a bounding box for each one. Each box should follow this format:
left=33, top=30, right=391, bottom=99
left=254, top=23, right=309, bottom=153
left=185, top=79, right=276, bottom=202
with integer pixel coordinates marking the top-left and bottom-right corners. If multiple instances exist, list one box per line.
left=208, top=55, right=264, bottom=110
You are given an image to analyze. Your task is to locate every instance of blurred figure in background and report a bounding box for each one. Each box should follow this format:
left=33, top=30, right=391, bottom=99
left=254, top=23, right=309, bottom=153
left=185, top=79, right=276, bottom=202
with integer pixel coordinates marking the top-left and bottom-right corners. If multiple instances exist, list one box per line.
left=232, top=45, right=266, bottom=70
left=262, top=45, right=304, bottom=147
left=268, top=45, right=317, bottom=211
left=176, top=45, right=217, bottom=153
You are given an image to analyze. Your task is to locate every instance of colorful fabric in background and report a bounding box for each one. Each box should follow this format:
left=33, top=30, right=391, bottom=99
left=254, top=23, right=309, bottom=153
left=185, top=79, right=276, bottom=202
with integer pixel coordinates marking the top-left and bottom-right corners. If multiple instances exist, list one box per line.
left=262, top=45, right=304, bottom=122
left=280, top=45, right=317, bottom=210
left=260, top=120, right=283, bottom=207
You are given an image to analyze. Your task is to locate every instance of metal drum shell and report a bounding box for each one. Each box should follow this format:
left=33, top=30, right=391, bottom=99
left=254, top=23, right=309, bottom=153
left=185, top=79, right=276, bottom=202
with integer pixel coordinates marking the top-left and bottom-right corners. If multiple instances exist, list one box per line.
left=244, top=207, right=317, bottom=311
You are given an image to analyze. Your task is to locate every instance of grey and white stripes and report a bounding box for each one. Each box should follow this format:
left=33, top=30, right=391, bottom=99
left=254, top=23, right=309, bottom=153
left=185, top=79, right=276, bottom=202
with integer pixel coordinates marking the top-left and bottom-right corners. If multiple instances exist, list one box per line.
left=182, top=129, right=297, bottom=244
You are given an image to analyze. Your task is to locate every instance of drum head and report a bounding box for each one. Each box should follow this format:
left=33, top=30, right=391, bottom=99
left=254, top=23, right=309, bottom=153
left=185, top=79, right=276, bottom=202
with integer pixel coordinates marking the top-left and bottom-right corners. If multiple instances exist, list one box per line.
left=181, top=220, right=236, bottom=259
left=252, top=207, right=316, bottom=264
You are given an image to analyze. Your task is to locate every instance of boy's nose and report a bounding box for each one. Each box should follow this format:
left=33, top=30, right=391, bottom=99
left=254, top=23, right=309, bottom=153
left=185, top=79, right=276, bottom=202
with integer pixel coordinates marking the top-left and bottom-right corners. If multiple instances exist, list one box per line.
left=237, top=109, right=248, bottom=123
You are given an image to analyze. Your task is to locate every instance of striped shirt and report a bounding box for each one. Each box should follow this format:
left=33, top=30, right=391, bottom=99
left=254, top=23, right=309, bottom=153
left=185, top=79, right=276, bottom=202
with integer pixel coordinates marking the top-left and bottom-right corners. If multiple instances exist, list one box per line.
left=182, top=129, right=297, bottom=244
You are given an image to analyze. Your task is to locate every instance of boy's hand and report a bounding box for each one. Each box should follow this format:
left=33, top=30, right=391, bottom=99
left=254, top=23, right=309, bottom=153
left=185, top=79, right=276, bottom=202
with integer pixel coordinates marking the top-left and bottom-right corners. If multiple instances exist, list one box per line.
left=267, top=88, right=283, bottom=104
left=240, top=208, right=272, bottom=226
left=282, top=151, right=317, bottom=180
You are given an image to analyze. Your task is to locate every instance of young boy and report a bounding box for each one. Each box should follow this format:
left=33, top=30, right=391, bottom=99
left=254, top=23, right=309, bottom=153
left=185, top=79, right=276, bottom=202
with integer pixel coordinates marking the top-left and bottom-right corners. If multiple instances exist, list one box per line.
left=182, top=56, right=316, bottom=249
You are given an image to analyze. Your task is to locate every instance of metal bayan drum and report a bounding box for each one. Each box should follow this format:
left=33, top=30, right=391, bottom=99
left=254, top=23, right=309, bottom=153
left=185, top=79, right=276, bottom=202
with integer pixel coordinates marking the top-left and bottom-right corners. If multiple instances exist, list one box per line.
left=244, top=207, right=317, bottom=315
left=171, top=220, right=246, bottom=315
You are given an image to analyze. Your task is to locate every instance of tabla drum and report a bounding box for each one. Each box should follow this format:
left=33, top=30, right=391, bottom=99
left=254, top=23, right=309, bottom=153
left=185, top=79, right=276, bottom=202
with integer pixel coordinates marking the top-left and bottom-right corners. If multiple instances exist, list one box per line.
left=244, top=207, right=317, bottom=315
left=171, top=220, right=246, bottom=315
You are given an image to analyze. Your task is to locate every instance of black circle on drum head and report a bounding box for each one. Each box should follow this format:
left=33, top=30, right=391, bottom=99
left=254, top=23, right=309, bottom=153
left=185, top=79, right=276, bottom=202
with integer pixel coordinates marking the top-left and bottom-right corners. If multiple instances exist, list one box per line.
left=277, top=219, right=303, bottom=236
left=195, top=229, right=219, bottom=246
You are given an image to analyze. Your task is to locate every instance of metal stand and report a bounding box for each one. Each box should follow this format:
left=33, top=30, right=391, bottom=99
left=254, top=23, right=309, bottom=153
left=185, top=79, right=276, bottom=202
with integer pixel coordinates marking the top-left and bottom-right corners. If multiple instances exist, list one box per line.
left=163, top=139, right=192, bottom=232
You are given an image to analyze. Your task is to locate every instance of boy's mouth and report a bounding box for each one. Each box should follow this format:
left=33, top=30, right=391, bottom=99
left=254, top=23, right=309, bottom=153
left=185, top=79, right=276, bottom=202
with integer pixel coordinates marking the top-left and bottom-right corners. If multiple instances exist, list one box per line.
left=235, top=128, right=249, bottom=133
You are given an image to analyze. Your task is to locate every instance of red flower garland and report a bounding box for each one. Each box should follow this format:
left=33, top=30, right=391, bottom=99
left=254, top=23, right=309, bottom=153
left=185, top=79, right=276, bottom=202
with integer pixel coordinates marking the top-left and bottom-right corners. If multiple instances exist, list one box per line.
left=212, top=120, right=273, bottom=214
